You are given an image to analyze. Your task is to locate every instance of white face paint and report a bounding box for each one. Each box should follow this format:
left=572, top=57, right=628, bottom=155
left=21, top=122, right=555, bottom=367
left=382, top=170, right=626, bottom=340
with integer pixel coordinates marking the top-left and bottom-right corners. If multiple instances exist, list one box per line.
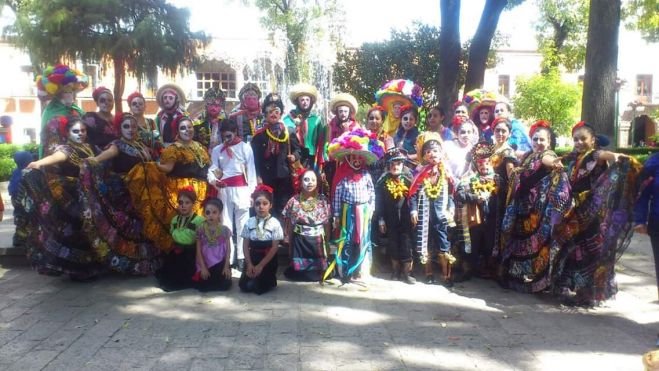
left=120, top=119, right=137, bottom=141
left=301, top=171, right=317, bottom=193
left=336, top=106, right=350, bottom=123
left=68, top=122, right=86, bottom=144
left=178, top=120, right=193, bottom=142
left=60, top=92, right=75, bottom=107
left=130, top=97, right=145, bottom=115
left=97, top=92, right=114, bottom=113
left=162, top=92, right=177, bottom=110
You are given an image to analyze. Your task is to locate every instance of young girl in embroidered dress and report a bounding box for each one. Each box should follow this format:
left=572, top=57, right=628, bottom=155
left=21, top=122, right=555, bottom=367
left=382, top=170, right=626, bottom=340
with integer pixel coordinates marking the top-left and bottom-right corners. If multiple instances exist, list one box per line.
left=239, top=185, right=284, bottom=295
left=156, top=187, right=204, bottom=291
left=193, top=198, right=232, bottom=292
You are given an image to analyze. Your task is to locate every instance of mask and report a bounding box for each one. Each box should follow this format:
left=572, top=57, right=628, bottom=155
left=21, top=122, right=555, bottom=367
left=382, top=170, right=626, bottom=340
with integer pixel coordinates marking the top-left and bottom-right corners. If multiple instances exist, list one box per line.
left=301, top=172, right=317, bottom=193
left=346, top=154, right=364, bottom=171
left=121, top=119, right=136, bottom=141
left=297, top=96, right=312, bottom=111
left=97, top=92, right=114, bottom=113
left=60, top=92, right=74, bottom=107
left=178, top=120, right=193, bottom=141
left=206, top=99, right=222, bottom=117
left=68, top=122, right=86, bottom=144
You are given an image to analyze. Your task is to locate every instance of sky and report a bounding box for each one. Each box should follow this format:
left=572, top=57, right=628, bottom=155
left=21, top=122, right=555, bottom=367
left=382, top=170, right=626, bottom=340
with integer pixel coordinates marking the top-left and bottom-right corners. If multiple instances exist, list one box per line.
left=169, top=0, right=540, bottom=50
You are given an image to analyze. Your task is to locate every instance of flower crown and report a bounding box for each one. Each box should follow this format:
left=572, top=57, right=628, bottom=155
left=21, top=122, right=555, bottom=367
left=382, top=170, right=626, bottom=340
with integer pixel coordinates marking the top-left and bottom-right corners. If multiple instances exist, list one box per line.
left=529, top=120, right=551, bottom=138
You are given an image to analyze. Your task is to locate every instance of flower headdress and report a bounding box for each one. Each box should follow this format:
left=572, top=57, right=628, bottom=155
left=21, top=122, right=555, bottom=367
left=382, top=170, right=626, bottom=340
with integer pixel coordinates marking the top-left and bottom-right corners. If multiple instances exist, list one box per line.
left=529, top=120, right=551, bottom=138
left=127, top=91, right=144, bottom=106
left=327, top=128, right=385, bottom=165
left=461, top=89, right=500, bottom=114
left=92, top=86, right=112, bottom=103
left=57, top=116, right=70, bottom=138
left=469, top=141, right=494, bottom=162
left=36, top=64, right=89, bottom=100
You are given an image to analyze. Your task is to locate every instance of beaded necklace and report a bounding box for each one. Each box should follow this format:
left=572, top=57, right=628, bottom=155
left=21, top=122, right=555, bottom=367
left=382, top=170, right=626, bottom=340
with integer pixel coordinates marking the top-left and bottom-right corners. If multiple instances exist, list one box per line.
left=120, top=138, right=152, bottom=162
left=299, top=194, right=319, bottom=212
left=179, top=141, right=208, bottom=168
left=255, top=215, right=271, bottom=240
left=265, top=127, right=288, bottom=143
left=203, top=221, right=223, bottom=242
left=67, top=141, right=95, bottom=167
left=175, top=214, right=194, bottom=231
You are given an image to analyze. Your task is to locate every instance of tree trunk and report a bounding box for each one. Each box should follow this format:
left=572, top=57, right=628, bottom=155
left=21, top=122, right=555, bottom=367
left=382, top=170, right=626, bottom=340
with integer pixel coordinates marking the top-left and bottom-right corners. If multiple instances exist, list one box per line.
left=438, top=0, right=461, bottom=117
left=113, top=56, right=126, bottom=114
left=581, top=0, right=620, bottom=141
left=286, top=44, right=300, bottom=84
left=463, top=0, right=507, bottom=93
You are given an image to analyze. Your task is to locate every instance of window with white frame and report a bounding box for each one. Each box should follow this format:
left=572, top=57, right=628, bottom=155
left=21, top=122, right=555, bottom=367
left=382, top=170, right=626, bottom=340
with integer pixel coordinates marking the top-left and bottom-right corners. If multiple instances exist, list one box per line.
left=195, top=60, right=237, bottom=99
left=498, top=75, right=510, bottom=98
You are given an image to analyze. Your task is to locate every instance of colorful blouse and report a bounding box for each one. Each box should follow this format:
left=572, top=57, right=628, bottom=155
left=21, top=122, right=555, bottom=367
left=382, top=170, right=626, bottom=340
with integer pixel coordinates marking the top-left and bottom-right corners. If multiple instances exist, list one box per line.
left=170, top=214, right=204, bottom=246
left=283, top=194, right=330, bottom=230
left=196, top=223, right=231, bottom=270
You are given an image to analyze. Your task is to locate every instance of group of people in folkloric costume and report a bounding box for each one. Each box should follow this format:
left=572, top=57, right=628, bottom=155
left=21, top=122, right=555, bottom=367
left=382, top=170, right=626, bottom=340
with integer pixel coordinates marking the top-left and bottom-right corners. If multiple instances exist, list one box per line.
left=16, top=64, right=651, bottom=306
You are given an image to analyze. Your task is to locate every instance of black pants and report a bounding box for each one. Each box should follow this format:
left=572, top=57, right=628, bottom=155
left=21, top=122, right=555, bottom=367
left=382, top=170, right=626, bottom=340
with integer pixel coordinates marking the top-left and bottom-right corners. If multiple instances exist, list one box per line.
left=650, top=232, right=659, bottom=292
left=194, top=260, right=232, bottom=292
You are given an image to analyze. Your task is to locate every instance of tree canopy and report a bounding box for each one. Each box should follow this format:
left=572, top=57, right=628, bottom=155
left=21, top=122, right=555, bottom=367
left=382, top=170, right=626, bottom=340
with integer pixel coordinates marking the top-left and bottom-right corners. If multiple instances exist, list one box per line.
left=8, top=0, right=208, bottom=112
left=623, top=0, right=659, bottom=42
left=251, top=0, right=339, bottom=84
left=534, top=0, right=588, bottom=72
left=512, top=70, right=581, bottom=136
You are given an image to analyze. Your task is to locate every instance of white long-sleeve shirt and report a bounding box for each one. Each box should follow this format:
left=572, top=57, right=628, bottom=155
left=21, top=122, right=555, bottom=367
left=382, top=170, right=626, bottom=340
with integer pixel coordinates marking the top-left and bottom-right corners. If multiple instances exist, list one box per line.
left=208, top=141, right=257, bottom=195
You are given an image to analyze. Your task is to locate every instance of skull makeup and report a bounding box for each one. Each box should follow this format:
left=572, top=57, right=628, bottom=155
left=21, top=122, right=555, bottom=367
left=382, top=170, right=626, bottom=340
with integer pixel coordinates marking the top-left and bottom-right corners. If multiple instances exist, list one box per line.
left=162, top=92, right=177, bottom=110
left=129, top=97, right=146, bottom=115
left=60, top=92, right=75, bottom=107
left=346, top=154, right=364, bottom=171
left=206, top=99, right=223, bottom=118
left=120, top=118, right=138, bottom=141
left=297, top=95, right=312, bottom=111
left=97, top=92, right=114, bottom=113
left=68, top=122, right=86, bottom=144
left=177, top=119, right=193, bottom=142
left=301, top=170, right=318, bottom=194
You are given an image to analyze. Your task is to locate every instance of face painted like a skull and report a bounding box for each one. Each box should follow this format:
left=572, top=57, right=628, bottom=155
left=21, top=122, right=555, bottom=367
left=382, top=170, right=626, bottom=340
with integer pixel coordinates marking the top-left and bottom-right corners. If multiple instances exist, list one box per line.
left=130, top=97, right=145, bottom=115
left=97, top=92, right=114, bottom=113
left=177, top=119, right=193, bottom=142
left=243, top=91, right=259, bottom=110
left=346, top=154, right=364, bottom=171
left=206, top=99, right=223, bottom=118
left=162, top=92, right=177, bottom=110
left=336, top=106, right=350, bottom=123
left=68, top=122, right=86, bottom=144
left=60, top=92, right=75, bottom=107
left=301, top=171, right=318, bottom=193
left=120, top=118, right=138, bottom=141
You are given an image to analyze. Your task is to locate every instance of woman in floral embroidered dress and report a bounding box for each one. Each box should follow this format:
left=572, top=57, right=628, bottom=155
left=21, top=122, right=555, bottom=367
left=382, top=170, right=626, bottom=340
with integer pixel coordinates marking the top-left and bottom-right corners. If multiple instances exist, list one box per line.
left=283, top=169, right=331, bottom=282
left=17, top=116, right=103, bottom=280
left=499, top=121, right=572, bottom=293
left=555, top=122, right=639, bottom=306
left=79, top=113, right=161, bottom=275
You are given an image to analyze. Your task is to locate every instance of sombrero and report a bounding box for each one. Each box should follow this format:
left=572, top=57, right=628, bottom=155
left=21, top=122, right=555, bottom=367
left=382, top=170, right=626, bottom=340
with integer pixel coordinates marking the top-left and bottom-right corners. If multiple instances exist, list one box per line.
left=156, top=83, right=187, bottom=107
left=462, top=89, right=502, bottom=113
left=289, top=83, right=318, bottom=105
left=329, top=93, right=358, bottom=114
left=327, top=128, right=385, bottom=165
left=375, top=79, right=423, bottom=109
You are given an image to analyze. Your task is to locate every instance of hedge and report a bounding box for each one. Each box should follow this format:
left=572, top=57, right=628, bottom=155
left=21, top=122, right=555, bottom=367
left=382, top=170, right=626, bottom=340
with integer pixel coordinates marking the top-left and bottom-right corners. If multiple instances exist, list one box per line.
left=0, top=143, right=38, bottom=182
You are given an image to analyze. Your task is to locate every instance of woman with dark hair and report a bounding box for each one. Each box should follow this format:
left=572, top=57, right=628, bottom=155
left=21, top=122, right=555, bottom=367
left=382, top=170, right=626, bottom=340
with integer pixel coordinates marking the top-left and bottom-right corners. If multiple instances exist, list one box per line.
left=393, top=105, right=420, bottom=165
left=499, top=120, right=572, bottom=293
left=79, top=112, right=161, bottom=275
left=556, top=121, right=639, bottom=307
left=83, top=86, right=118, bottom=152
left=127, top=91, right=162, bottom=159
left=18, top=116, right=103, bottom=280
left=282, top=169, right=331, bottom=281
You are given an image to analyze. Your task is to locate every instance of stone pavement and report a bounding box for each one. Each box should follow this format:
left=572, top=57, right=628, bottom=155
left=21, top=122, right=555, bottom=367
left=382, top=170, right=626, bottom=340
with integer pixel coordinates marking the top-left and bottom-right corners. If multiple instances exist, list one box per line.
left=0, top=193, right=657, bottom=370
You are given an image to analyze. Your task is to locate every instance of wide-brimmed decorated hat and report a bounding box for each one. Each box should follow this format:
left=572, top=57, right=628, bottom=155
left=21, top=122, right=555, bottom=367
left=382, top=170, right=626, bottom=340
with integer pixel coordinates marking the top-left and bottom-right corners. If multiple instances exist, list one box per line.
left=329, top=92, right=358, bottom=114
left=328, top=128, right=384, bottom=165
left=239, top=83, right=262, bottom=100
left=469, top=141, right=494, bottom=162
left=375, top=79, right=423, bottom=109
left=36, top=64, right=89, bottom=100
left=289, top=83, right=318, bottom=105
left=462, top=89, right=502, bottom=114
left=156, top=83, right=187, bottom=107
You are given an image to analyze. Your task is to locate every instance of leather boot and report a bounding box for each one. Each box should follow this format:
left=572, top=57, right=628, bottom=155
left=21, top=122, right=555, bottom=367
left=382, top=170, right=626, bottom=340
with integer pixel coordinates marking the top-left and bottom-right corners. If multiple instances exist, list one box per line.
left=424, top=256, right=435, bottom=284
left=401, top=261, right=416, bottom=285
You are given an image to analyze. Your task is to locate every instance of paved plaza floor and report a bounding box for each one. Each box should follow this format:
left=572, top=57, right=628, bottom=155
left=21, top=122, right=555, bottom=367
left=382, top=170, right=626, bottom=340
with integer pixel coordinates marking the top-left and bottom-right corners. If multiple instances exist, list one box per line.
left=0, top=197, right=657, bottom=370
